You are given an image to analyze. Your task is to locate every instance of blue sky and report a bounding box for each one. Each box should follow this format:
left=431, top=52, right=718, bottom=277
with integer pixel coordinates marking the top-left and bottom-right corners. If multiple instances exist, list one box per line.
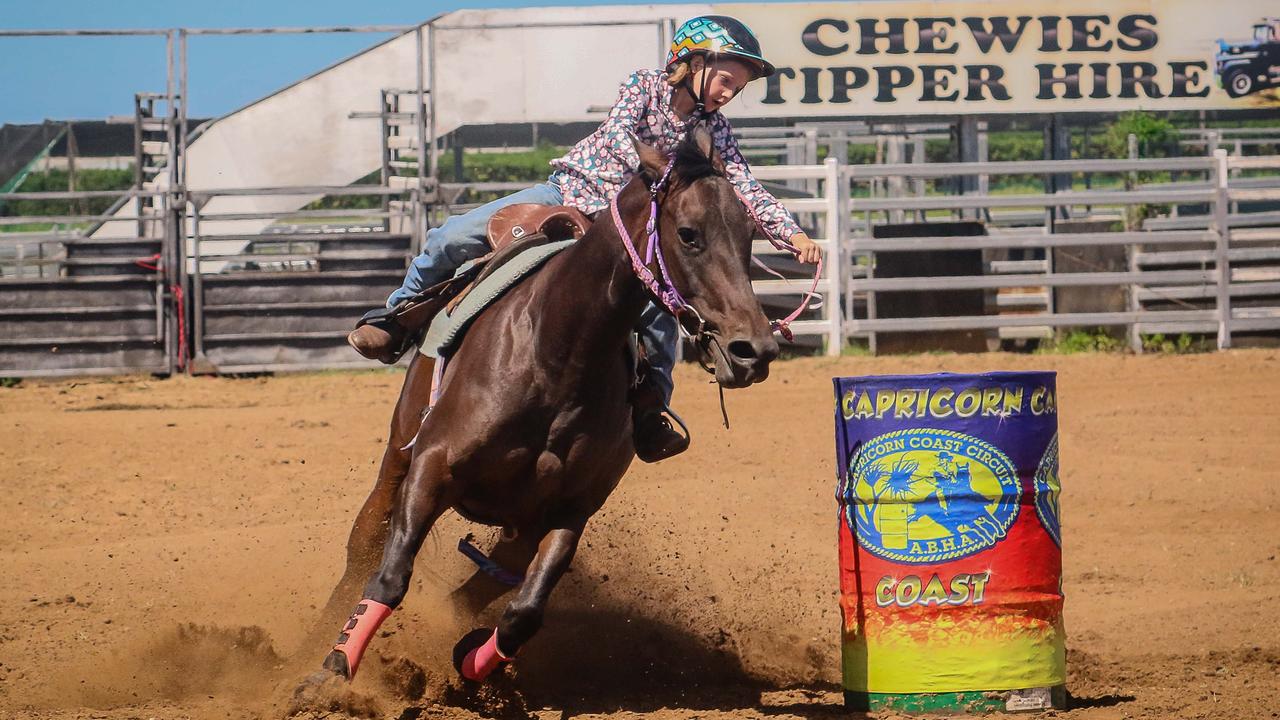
left=2, top=0, right=688, bottom=124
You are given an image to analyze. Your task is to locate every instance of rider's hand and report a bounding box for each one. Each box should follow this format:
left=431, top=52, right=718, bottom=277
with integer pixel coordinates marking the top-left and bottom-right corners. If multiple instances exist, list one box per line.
left=791, top=232, right=822, bottom=265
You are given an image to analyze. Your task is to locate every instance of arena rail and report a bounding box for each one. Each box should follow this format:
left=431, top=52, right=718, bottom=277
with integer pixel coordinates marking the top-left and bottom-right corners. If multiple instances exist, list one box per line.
left=842, top=151, right=1280, bottom=353
left=185, top=184, right=420, bottom=374
left=750, top=157, right=845, bottom=357
left=5, top=145, right=1278, bottom=375
left=0, top=187, right=177, bottom=377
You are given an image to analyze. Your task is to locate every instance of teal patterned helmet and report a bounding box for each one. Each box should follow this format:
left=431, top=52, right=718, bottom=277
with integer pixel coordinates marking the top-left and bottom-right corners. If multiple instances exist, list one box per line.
left=667, top=15, right=775, bottom=78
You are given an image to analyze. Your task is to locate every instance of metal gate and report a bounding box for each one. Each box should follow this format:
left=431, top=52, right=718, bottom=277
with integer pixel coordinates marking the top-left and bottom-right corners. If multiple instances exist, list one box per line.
left=0, top=189, right=177, bottom=377
left=186, top=186, right=418, bottom=373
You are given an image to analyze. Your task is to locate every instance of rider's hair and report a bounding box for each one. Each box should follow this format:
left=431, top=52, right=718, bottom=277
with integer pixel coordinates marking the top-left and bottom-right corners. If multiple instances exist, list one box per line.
left=665, top=58, right=693, bottom=87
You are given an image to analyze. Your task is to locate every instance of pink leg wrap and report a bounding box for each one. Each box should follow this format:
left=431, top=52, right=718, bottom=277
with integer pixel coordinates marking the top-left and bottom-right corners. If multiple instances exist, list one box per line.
left=461, top=629, right=512, bottom=682
left=332, top=599, right=393, bottom=678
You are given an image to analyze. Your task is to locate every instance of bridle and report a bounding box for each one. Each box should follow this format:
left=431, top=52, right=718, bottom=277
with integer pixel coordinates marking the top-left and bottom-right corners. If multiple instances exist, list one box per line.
left=605, top=50, right=825, bottom=421
left=608, top=156, right=715, bottom=348
left=607, top=149, right=823, bottom=427
left=607, top=135, right=824, bottom=347
left=607, top=159, right=732, bottom=426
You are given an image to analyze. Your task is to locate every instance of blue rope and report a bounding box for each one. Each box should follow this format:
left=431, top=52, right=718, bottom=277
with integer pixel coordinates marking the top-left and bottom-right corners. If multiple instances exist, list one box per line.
left=457, top=537, right=525, bottom=587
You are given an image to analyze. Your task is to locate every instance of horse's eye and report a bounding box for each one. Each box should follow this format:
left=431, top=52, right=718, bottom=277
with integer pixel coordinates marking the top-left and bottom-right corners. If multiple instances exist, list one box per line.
left=677, top=227, right=700, bottom=248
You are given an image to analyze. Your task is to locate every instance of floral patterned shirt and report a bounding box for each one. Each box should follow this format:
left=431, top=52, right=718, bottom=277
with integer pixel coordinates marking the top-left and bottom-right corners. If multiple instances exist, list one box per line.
left=549, top=69, right=804, bottom=242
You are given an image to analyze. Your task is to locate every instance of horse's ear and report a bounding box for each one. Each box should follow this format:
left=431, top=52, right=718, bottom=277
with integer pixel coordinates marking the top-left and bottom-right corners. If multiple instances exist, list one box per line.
left=691, top=124, right=726, bottom=175
left=630, top=132, right=668, bottom=183
left=692, top=125, right=713, bottom=158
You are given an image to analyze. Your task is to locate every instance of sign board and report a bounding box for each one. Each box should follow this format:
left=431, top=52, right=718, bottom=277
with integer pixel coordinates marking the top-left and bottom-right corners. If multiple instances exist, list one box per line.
left=727, top=0, right=1280, bottom=116
left=430, top=1, right=1280, bottom=125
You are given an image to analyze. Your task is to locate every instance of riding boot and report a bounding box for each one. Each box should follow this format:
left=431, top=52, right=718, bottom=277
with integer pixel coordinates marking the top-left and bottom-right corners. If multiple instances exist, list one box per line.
left=348, top=304, right=413, bottom=364
left=630, top=363, right=690, bottom=463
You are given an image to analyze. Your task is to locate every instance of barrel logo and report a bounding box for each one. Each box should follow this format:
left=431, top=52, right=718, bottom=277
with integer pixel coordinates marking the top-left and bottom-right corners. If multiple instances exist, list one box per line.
left=845, top=428, right=1020, bottom=564
left=1034, top=434, right=1062, bottom=546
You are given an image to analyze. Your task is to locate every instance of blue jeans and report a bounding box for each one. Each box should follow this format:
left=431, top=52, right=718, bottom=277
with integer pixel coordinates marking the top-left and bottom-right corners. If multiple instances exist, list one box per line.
left=388, top=180, right=678, bottom=406
left=388, top=182, right=566, bottom=306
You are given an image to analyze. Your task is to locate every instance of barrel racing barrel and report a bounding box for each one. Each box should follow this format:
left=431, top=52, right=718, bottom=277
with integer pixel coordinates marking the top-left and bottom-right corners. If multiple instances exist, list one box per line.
left=834, top=372, right=1065, bottom=713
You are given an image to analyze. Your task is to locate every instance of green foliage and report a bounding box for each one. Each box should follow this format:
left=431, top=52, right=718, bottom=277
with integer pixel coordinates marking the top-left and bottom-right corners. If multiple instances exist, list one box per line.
left=1041, top=328, right=1208, bottom=355
left=438, top=142, right=566, bottom=184
left=987, top=131, right=1045, bottom=163
left=847, top=143, right=878, bottom=165
left=1, top=222, right=62, bottom=233
left=1037, top=328, right=1126, bottom=354
left=924, top=138, right=951, bottom=163
left=1141, top=333, right=1207, bottom=354
left=986, top=132, right=1048, bottom=191
left=1, top=167, right=134, bottom=217
left=1101, top=111, right=1176, bottom=158
left=841, top=340, right=873, bottom=357
left=302, top=143, right=569, bottom=210
left=449, top=142, right=566, bottom=203
left=0, top=378, right=21, bottom=388
left=1098, top=111, right=1180, bottom=227
left=303, top=169, right=382, bottom=210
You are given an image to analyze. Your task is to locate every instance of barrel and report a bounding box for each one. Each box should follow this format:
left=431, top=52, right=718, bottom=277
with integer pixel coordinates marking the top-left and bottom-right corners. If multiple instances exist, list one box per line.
left=833, top=372, right=1065, bottom=713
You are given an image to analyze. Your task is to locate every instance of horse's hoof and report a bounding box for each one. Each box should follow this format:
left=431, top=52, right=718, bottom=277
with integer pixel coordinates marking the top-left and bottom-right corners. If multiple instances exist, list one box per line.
left=296, top=669, right=337, bottom=692
left=452, top=627, right=509, bottom=682
left=321, top=649, right=353, bottom=680
left=288, top=668, right=380, bottom=718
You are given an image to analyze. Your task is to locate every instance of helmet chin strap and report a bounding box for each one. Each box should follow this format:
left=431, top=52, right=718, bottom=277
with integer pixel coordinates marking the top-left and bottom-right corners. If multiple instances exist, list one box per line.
left=680, top=51, right=719, bottom=122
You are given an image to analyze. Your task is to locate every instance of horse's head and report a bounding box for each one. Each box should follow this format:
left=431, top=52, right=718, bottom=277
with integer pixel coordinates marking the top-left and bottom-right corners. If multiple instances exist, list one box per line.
left=632, top=127, right=779, bottom=388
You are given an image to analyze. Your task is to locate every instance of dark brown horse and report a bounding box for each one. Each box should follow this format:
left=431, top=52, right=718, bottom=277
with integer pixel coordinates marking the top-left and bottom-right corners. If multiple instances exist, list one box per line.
left=310, top=127, right=780, bottom=684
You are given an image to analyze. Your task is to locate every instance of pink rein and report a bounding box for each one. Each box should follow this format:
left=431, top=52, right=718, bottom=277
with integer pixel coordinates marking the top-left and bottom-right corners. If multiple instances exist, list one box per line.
left=735, top=187, right=824, bottom=342
left=609, top=161, right=823, bottom=342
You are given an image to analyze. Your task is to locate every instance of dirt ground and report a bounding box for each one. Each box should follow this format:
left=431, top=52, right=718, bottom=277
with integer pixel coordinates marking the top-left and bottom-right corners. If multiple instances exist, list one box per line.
left=1, top=350, right=1278, bottom=720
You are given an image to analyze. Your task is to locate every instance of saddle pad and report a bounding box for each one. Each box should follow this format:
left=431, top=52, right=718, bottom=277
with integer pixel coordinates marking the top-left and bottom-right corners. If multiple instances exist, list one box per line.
left=419, top=238, right=576, bottom=359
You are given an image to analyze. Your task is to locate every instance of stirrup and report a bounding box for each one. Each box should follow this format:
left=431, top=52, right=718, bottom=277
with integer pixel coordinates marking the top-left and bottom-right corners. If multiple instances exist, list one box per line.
left=348, top=305, right=413, bottom=364
left=634, top=408, right=691, bottom=463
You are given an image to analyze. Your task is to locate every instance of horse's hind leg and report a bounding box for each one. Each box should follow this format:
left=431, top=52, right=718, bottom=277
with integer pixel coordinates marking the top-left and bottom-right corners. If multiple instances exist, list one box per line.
left=322, top=446, right=453, bottom=680
left=308, top=354, right=434, bottom=646
left=456, top=517, right=585, bottom=681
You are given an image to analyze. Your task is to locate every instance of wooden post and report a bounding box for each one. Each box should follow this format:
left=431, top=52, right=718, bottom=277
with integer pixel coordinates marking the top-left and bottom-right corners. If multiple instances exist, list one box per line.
left=976, top=121, right=989, bottom=222
left=1123, top=133, right=1138, bottom=232
left=886, top=133, right=905, bottom=225
left=1213, top=149, right=1232, bottom=350
left=1049, top=115, right=1072, bottom=222
left=824, top=157, right=844, bottom=357
left=379, top=90, right=392, bottom=233
left=957, top=116, right=979, bottom=220
left=133, top=95, right=146, bottom=239
left=65, top=122, right=80, bottom=217
left=1126, top=221, right=1143, bottom=354
left=911, top=136, right=926, bottom=223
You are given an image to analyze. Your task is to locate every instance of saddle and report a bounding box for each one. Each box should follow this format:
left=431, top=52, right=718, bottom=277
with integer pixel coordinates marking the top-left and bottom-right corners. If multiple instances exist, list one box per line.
left=487, top=204, right=591, bottom=253
left=386, top=204, right=592, bottom=347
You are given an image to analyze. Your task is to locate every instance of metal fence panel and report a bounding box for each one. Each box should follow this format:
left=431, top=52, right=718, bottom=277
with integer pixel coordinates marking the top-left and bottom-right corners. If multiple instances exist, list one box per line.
left=0, top=240, right=171, bottom=378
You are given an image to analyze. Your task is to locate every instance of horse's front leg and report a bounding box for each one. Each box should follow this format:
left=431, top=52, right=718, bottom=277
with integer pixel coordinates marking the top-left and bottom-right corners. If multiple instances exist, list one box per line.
left=455, top=517, right=586, bottom=681
left=307, top=354, right=435, bottom=649
left=320, top=447, right=453, bottom=680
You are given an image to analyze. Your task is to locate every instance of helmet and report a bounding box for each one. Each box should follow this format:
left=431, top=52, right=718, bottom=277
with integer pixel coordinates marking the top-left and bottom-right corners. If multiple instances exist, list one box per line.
left=666, top=15, right=776, bottom=78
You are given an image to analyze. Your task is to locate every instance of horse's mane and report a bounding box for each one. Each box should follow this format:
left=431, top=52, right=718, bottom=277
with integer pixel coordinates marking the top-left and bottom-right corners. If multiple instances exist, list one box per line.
left=672, top=131, right=723, bottom=184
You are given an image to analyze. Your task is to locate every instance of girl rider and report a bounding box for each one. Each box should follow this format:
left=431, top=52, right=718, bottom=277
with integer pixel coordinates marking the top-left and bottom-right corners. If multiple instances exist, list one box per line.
left=350, top=16, right=821, bottom=462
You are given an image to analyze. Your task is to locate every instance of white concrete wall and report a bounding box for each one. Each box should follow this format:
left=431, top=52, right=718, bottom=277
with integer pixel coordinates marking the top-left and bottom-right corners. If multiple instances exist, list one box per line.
left=92, top=4, right=711, bottom=240
left=94, top=30, right=423, bottom=239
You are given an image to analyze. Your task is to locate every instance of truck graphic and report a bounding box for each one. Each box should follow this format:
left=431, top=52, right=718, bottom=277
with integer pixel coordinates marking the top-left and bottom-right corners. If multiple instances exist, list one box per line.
left=1216, top=18, right=1280, bottom=98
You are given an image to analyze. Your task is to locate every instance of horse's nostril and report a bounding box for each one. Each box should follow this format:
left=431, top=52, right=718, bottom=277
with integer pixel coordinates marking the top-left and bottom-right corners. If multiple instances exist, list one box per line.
left=726, top=340, right=758, bottom=361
